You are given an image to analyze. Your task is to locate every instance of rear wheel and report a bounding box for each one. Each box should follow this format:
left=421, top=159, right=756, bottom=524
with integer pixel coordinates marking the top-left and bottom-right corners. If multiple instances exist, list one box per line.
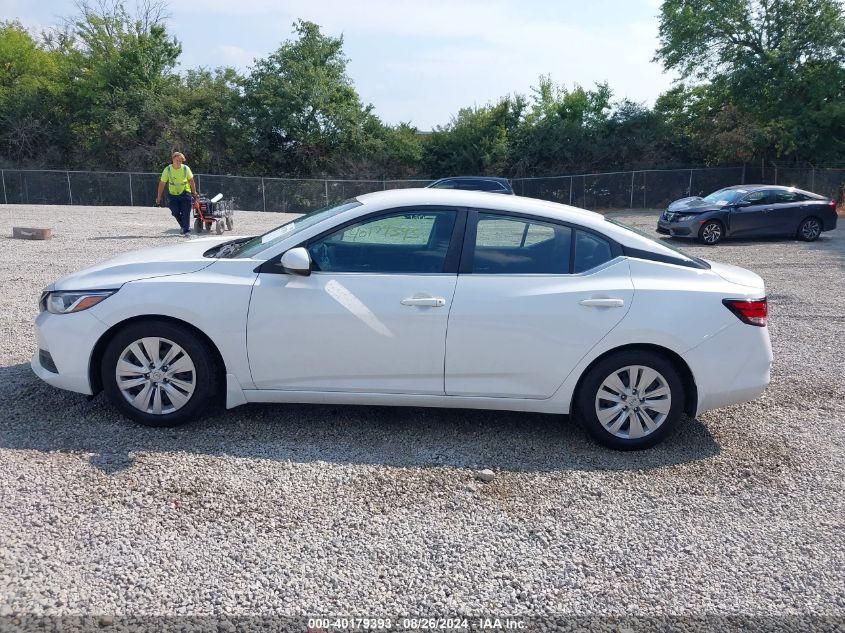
left=575, top=350, right=685, bottom=450
left=698, top=220, right=723, bottom=245
left=226, top=216, right=234, bottom=231
left=193, top=218, right=203, bottom=233
left=101, top=320, right=217, bottom=427
left=215, top=221, right=224, bottom=235
left=797, top=216, right=822, bottom=241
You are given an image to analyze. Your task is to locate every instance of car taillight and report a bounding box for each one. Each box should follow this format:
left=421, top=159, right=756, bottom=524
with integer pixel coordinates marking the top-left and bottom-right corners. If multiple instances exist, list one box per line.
left=723, top=298, right=768, bottom=327
left=829, top=200, right=837, bottom=209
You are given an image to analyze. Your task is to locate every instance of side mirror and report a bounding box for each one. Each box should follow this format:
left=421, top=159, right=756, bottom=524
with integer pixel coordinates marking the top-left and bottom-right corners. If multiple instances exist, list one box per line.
left=280, top=247, right=312, bottom=276
left=734, top=200, right=751, bottom=208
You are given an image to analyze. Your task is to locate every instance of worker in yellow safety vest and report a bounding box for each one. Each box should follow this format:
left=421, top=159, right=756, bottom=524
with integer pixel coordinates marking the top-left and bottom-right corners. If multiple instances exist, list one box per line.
left=155, top=151, right=198, bottom=236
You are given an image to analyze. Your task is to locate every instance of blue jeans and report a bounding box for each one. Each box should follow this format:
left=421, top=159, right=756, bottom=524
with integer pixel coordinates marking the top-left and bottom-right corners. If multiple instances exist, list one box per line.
left=169, top=193, right=193, bottom=232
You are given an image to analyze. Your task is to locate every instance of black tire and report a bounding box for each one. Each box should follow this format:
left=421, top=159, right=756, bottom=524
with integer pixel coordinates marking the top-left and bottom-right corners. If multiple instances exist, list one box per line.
left=226, top=216, right=234, bottom=231
left=193, top=218, right=203, bottom=233
left=574, top=349, right=685, bottom=450
left=215, top=221, right=224, bottom=235
left=101, top=320, right=218, bottom=427
left=698, top=220, right=723, bottom=245
left=797, top=216, right=822, bottom=242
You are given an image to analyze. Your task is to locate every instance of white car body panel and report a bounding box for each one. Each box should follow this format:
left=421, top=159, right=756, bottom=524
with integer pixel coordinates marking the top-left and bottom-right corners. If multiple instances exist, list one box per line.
left=81, top=258, right=259, bottom=390
left=247, top=272, right=457, bottom=393
left=31, top=188, right=773, bottom=425
left=52, top=236, right=235, bottom=291
left=445, top=258, right=634, bottom=398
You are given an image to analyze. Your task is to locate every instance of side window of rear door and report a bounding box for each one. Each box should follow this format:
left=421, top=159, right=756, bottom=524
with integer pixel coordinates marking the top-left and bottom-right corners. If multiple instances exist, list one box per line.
left=470, top=213, right=572, bottom=274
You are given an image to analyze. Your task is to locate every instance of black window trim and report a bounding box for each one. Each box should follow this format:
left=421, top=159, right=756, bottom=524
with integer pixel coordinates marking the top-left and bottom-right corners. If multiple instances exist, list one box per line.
left=459, top=208, right=624, bottom=276
left=256, top=206, right=468, bottom=275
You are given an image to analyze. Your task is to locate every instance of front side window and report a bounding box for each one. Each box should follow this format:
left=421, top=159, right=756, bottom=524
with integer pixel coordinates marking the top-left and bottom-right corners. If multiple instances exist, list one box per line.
left=307, top=210, right=457, bottom=273
left=703, top=189, right=746, bottom=205
left=741, top=190, right=772, bottom=206
left=472, top=214, right=571, bottom=274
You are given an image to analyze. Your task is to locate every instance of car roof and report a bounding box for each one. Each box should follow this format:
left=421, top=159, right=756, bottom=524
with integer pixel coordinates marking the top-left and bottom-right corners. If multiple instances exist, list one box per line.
left=431, top=176, right=511, bottom=184
left=720, top=184, right=812, bottom=193
left=353, top=188, right=693, bottom=261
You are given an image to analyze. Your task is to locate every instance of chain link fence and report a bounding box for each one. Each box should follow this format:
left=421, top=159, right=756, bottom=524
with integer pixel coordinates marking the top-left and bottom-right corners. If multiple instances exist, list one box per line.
left=2, top=166, right=843, bottom=212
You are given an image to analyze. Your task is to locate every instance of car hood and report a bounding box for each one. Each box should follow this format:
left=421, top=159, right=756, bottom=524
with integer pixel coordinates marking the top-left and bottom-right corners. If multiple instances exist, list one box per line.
left=667, top=197, right=722, bottom=213
left=50, top=236, right=239, bottom=291
left=706, top=260, right=765, bottom=291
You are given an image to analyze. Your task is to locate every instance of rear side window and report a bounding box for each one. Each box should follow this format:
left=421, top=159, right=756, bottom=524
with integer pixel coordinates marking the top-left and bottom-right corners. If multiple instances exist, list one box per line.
left=775, top=190, right=808, bottom=203
left=574, top=231, right=614, bottom=273
left=472, top=214, right=571, bottom=274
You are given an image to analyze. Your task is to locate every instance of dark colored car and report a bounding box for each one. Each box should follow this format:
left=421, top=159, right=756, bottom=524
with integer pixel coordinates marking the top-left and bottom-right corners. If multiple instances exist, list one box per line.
left=427, top=176, right=514, bottom=195
left=657, top=185, right=838, bottom=245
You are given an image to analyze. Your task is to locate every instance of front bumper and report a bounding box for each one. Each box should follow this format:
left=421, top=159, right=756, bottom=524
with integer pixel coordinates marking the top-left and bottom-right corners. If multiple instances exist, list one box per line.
left=31, top=309, right=108, bottom=395
left=657, top=215, right=700, bottom=238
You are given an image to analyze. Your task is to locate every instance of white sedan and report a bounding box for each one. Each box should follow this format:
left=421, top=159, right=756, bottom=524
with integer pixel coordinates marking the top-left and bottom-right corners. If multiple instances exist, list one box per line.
left=32, top=189, right=773, bottom=450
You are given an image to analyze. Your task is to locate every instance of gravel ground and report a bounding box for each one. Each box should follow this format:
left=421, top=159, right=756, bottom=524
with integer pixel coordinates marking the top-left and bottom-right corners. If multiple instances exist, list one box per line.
left=0, top=204, right=843, bottom=628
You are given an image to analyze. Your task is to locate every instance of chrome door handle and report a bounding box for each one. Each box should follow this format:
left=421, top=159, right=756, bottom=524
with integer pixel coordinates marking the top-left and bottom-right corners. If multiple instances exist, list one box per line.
left=401, top=296, right=446, bottom=307
left=580, top=298, right=624, bottom=308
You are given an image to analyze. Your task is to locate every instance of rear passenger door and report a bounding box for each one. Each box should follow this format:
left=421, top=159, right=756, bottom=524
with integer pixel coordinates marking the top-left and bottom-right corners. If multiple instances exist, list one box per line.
left=444, top=211, right=634, bottom=399
left=769, top=190, right=806, bottom=235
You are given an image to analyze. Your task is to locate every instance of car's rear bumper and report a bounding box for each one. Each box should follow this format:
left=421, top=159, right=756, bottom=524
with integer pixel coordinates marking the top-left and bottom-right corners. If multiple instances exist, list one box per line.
left=683, top=322, right=772, bottom=415
left=31, top=309, right=106, bottom=395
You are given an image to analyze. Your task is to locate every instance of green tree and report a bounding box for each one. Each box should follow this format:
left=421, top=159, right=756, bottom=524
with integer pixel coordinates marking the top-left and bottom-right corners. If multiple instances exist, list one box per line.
left=180, top=67, right=247, bottom=174
left=65, top=0, right=185, bottom=169
left=421, top=95, right=525, bottom=177
left=243, top=20, right=372, bottom=176
left=0, top=21, right=70, bottom=165
left=655, top=0, right=845, bottom=163
left=510, top=78, right=612, bottom=176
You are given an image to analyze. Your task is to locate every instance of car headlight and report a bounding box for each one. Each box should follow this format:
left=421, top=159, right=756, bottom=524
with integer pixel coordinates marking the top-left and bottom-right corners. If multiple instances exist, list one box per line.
left=42, top=290, right=117, bottom=314
left=673, top=214, right=694, bottom=222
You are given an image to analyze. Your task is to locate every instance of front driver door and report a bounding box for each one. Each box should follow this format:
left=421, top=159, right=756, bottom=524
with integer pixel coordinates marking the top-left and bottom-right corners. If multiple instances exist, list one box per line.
left=730, top=190, right=776, bottom=236
left=247, top=208, right=464, bottom=393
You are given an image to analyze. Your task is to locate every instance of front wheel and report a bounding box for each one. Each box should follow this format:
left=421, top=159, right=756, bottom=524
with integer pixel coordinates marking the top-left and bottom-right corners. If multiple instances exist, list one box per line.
left=575, top=350, right=685, bottom=450
left=101, top=320, right=218, bottom=427
left=226, top=216, right=234, bottom=231
left=698, top=220, right=723, bottom=245
left=193, top=218, right=203, bottom=233
left=797, top=216, right=822, bottom=241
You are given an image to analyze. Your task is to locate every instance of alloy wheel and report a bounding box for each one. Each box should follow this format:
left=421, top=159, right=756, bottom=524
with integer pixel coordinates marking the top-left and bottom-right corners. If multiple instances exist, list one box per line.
left=115, top=337, right=196, bottom=415
left=701, top=222, right=722, bottom=244
left=594, top=365, right=672, bottom=440
left=801, top=218, right=821, bottom=240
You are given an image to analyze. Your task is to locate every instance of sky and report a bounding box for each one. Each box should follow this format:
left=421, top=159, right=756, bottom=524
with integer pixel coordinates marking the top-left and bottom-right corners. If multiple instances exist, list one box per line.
left=3, top=0, right=677, bottom=130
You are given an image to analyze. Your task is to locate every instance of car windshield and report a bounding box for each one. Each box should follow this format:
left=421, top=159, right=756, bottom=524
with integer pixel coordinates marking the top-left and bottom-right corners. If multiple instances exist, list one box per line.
left=605, top=217, right=710, bottom=269
left=227, top=199, right=362, bottom=258
left=702, top=189, right=746, bottom=205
